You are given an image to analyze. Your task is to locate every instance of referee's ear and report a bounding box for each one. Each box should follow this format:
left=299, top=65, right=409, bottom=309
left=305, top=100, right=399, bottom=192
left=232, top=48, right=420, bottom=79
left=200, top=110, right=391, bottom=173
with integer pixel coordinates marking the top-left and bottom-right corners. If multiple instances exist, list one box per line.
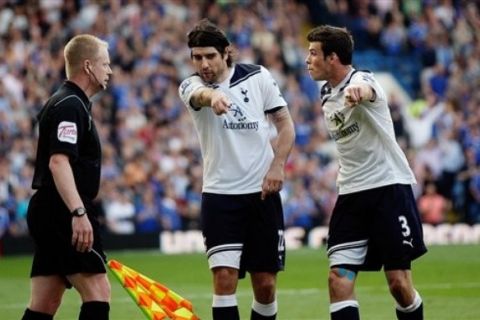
left=84, top=60, right=91, bottom=74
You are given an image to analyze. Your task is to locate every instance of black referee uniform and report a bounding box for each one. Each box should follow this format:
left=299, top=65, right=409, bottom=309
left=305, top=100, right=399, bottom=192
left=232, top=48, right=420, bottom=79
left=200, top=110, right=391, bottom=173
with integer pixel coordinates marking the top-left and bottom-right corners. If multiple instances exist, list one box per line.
left=27, top=80, right=106, bottom=283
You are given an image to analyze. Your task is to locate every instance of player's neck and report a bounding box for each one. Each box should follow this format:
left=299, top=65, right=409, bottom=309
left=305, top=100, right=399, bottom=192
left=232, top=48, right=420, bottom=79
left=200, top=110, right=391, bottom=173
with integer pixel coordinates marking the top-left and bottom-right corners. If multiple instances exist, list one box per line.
left=329, top=65, right=353, bottom=88
left=216, top=66, right=232, bottom=84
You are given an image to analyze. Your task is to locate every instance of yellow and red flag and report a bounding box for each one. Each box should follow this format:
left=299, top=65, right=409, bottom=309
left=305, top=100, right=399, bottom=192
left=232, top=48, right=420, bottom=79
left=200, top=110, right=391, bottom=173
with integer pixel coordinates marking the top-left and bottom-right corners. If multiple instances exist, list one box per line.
left=108, top=259, right=200, bottom=320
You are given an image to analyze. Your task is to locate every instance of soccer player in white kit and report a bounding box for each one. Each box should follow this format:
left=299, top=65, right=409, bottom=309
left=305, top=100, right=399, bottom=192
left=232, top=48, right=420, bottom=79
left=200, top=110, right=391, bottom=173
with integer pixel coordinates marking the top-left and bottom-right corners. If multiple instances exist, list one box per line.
left=178, top=19, right=295, bottom=320
left=305, top=25, right=427, bottom=320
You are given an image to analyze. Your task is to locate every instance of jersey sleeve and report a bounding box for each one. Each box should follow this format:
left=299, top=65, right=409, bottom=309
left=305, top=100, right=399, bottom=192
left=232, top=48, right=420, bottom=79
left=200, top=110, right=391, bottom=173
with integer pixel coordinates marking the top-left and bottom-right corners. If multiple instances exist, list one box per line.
left=259, top=66, right=288, bottom=112
left=350, top=71, right=387, bottom=105
left=48, top=100, right=85, bottom=160
left=178, top=75, right=206, bottom=110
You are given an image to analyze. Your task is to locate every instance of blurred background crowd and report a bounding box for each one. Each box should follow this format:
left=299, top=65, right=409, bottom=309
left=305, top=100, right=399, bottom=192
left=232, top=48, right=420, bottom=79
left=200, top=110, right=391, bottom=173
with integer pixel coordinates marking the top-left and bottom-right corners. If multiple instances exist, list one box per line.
left=0, top=0, right=479, bottom=240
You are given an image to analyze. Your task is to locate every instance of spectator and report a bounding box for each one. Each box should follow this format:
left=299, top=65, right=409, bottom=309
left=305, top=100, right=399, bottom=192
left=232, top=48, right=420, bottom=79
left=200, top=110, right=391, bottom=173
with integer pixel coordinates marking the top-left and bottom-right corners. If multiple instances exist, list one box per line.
left=284, top=181, right=317, bottom=230
left=104, top=188, right=136, bottom=234
left=468, top=171, right=480, bottom=224
left=0, top=207, right=9, bottom=239
left=418, top=182, right=449, bottom=225
left=135, top=187, right=162, bottom=233
left=455, top=147, right=480, bottom=223
left=0, top=0, right=480, bottom=242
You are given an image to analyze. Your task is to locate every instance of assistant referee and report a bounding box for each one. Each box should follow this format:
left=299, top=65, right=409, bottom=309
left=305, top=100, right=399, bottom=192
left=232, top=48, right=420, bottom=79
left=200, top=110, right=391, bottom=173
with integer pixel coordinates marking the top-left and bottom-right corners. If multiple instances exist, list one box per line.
left=22, top=34, right=112, bottom=320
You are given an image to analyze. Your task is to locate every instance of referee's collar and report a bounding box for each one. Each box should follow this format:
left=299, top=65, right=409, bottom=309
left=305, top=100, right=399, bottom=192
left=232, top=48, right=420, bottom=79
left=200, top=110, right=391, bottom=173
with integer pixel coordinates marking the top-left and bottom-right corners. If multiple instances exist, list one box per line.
left=64, top=80, right=91, bottom=110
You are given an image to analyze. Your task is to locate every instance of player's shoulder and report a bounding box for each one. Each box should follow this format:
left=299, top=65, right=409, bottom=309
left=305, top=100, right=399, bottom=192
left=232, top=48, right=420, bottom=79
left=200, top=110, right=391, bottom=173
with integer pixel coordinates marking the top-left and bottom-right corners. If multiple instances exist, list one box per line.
left=230, top=63, right=262, bottom=88
left=179, top=73, right=204, bottom=94
left=350, top=69, right=376, bottom=83
left=234, top=63, right=261, bottom=74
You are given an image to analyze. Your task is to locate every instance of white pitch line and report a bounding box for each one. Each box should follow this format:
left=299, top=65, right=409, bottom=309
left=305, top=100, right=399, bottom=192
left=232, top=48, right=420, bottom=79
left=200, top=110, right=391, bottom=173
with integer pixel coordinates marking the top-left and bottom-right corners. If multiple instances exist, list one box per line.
left=2, top=282, right=480, bottom=309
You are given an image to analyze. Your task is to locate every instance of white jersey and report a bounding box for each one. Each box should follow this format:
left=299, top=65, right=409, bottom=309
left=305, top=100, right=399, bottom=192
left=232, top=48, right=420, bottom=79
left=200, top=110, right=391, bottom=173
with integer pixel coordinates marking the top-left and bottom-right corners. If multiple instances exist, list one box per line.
left=179, top=64, right=287, bottom=194
left=320, top=69, right=416, bottom=194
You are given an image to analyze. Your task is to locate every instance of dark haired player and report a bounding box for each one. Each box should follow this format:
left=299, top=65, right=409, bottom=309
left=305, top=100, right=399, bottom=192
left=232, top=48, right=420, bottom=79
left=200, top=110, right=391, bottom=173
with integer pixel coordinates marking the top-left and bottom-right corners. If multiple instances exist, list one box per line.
left=178, top=19, right=295, bottom=320
left=305, top=25, right=427, bottom=320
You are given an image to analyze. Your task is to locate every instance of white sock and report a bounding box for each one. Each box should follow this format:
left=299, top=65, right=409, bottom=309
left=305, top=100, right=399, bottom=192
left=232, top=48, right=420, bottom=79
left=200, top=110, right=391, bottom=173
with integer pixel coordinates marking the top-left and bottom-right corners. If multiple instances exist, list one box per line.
left=396, top=290, right=422, bottom=313
left=212, top=294, right=237, bottom=307
left=252, top=299, right=278, bottom=316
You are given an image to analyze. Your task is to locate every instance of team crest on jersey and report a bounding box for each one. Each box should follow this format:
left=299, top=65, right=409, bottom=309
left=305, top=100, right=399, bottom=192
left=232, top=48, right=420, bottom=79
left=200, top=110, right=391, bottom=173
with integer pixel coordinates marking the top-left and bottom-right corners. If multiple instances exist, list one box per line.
left=57, top=121, right=77, bottom=144
left=329, top=111, right=345, bottom=129
left=229, top=102, right=247, bottom=121
left=240, top=88, right=249, bottom=103
left=326, top=111, right=359, bottom=141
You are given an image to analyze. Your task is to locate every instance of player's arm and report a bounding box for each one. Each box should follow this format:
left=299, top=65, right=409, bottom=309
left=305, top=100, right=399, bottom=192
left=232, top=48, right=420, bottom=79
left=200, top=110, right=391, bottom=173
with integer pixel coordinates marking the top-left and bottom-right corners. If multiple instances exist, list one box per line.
left=49, top=153, right=92, bottom=252
left=269, top=107, right=295, bottom=168
left=344, top=83, right=376, bottom=107
left=178, top=75, right=231, bottom=115
left=262, top=107, right=295, bottom=200
left=190, top=87, right=231, bottom=115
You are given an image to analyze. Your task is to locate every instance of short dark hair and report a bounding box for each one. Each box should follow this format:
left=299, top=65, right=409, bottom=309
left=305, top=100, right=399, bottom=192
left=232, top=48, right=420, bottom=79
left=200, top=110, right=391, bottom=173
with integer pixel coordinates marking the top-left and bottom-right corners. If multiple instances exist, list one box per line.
left=187, top=19, right=232, bottom=66
left=307, top=25, right=353, bottom=65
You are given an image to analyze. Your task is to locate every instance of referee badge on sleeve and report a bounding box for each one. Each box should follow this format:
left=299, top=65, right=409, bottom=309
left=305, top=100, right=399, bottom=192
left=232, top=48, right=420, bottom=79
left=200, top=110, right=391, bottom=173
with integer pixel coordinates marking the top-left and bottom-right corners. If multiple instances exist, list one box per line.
left=57, top=121, right=78, bottom=144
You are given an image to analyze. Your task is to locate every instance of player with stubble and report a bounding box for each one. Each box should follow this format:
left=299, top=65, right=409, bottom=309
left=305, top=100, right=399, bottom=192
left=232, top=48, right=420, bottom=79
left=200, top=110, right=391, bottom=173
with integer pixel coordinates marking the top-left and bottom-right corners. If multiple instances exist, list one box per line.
left=305, top=25, right=427, bottom=320
left=22, top=34, right=112, bottom=320
left=178, top=19, right=295, bottom=320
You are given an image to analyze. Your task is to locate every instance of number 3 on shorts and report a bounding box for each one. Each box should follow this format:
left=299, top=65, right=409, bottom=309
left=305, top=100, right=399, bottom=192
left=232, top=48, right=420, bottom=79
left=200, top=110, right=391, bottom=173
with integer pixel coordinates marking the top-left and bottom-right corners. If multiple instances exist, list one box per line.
left=398, top=215, right=411, bottom=237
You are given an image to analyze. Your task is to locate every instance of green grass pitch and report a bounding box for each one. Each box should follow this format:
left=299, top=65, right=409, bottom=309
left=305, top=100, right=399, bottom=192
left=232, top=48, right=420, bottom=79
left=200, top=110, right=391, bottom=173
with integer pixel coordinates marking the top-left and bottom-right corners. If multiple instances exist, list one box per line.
left=1, top=245, right=479, bottom=319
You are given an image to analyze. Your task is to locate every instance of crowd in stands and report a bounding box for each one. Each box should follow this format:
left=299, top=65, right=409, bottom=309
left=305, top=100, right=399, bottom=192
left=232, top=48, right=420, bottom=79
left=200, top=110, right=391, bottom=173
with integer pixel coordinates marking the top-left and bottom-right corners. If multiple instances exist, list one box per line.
left=0, top=0, right=479, bottom=239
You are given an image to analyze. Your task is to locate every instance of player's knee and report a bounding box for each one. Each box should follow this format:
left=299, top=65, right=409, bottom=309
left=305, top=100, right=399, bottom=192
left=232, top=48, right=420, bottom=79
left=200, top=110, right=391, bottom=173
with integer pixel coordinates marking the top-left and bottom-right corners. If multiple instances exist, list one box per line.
left=252, top=276, right=276, bottom=303
left=213, top=267, right=238, bottom=294
left=94, top=277, right=111, bottom=301
left=80, top=275, right=111, bottom=302
left=97, top=279, right=111, bottom=301
left=387, top=276, right=410, bottom=297
left=255, top=277, right=275, bottom=292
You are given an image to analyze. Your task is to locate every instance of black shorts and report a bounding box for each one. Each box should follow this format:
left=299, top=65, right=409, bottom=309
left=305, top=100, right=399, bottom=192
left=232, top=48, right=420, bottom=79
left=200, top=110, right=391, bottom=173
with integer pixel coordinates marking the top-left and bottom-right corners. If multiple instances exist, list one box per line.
left=327, top=184, right=427, bottom=271
left=27, top=188, right=107, bottom=286
left=202, top=192, right=285, bottom=279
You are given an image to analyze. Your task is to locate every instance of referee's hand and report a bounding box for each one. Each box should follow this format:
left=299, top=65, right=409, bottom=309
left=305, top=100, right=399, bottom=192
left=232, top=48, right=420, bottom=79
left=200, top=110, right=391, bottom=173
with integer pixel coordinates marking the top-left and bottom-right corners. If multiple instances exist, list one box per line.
left=72, top=216, right=94, bottom=252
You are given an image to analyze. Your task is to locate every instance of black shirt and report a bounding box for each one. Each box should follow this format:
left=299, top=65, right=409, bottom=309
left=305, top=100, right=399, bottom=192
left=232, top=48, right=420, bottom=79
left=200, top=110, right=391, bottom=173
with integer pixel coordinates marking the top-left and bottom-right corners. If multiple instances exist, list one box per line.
left=32, top=81, right=102, bottom=200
